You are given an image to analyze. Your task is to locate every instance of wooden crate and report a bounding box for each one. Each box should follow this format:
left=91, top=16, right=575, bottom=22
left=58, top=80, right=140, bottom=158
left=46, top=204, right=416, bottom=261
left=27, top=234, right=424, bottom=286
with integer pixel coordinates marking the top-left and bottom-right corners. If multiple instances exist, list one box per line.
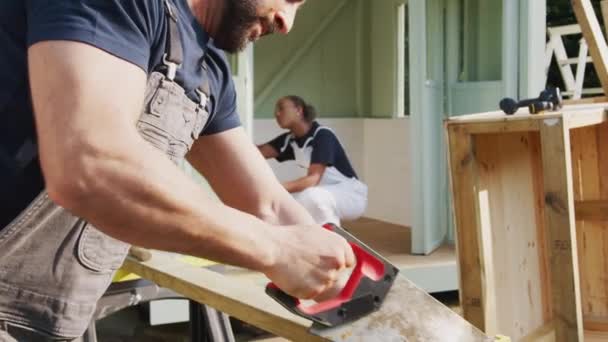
left=445, top=103, right=608, bottom=342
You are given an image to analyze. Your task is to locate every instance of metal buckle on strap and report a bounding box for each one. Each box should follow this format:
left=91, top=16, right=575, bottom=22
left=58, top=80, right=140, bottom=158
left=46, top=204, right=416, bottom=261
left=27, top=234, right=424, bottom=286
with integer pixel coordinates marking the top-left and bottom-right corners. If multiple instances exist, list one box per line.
left=0, top=139, right=37, bottom=175
left=162, top=54, right=179, bottom=81
left=163, top=0, right=177, bottom=21
left=195, top=89, right=208, bottom=108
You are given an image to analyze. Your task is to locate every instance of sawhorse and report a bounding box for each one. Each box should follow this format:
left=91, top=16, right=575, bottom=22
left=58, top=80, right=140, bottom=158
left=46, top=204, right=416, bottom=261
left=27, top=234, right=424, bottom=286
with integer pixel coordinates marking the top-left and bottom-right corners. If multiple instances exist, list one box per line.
left=78, top=279, right=235, bottom=342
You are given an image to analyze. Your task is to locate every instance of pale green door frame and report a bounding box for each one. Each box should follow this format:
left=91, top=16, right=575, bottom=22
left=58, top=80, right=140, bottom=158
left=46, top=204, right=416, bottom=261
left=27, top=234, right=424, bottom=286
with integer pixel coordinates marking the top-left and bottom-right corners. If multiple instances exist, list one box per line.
left=519, top=0, right=547, bottom=99
left=409, top=0, right=546, bottom=255
left=504, top=0, right=547, bottom=99
left=409, top=0, right=450, bottom=255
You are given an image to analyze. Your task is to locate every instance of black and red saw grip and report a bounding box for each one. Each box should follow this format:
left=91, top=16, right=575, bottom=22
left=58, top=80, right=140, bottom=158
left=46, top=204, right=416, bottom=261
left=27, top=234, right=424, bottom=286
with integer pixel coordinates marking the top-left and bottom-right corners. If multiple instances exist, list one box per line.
left=265, top=223, right=399, bottom=328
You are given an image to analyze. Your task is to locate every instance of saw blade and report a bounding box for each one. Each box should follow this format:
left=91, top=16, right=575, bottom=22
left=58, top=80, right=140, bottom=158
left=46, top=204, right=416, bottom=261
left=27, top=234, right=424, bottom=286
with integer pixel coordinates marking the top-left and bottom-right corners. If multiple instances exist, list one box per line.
left=309, top=276, right=492, bottom=342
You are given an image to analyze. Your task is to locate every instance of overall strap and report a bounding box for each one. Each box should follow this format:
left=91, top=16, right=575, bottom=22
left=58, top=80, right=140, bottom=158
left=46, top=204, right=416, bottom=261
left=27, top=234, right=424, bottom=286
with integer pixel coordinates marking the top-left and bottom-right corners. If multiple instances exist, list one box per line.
left=302, top=125, right=330, bottom=149
left=281, top=134, right=294, bottom=153
left=0, top=139, right=37, bottom=176
left=307, top=125, right=343, bottom=149
left=161, top=0, right=183, bottom=80
left=196, top=60, right=211, bottom=108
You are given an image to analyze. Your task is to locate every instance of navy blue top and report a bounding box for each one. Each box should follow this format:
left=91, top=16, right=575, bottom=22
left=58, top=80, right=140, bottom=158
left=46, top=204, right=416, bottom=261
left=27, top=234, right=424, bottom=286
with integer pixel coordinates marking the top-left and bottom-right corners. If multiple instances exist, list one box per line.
left=0, top=0, right=241, bottom=228
left=267, top=121, right=358, bottom=179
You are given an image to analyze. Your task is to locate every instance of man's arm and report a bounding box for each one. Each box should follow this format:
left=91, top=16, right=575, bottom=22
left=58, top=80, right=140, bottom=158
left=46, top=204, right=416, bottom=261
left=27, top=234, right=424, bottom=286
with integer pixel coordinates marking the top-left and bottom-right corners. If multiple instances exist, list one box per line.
left=29, top=41, right=354, bottom=299
left=283, top=163, right=326, bottom=193
left=257, top=143, right=279, bottom=159
left=188, top=129, right=314, bottom=225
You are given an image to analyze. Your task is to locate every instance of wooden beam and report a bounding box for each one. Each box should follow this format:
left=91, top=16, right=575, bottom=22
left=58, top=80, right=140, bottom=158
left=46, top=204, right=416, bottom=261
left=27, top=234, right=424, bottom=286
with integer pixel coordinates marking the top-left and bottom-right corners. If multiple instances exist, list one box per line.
left=563, top=96, right=608, bottom=105
left=539, top=118, right=585, bottom=342
left=572, top=0, right=608, bottom=96
left=601, top=1, right=608, bottom=38
left=446, top=125, right=485, bottom=331
left=575, top=200, right=608, bottom=221
left=520, top=322, right=555, bottom=342
left=459, top=120, right=541, bottom=135
left=565, top=108, right=608, bottom=129
left=585, top=319, right=608, bottom=332
left=123, top=251, right=490, bottom=341
left=122, top=252, right=323, bottom=342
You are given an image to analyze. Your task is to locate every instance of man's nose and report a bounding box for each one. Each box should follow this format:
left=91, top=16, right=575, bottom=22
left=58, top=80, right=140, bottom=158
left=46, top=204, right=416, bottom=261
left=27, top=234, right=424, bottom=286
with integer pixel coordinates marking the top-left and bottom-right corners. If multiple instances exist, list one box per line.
left=274, top=5, right=298, bottom=34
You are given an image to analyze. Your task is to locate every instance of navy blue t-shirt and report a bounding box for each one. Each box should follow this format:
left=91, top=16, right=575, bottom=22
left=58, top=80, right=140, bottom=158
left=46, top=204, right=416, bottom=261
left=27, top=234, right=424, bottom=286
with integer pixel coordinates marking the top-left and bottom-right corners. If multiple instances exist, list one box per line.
left=267, top=122, right=358, bottom=179
left=0, top=0, right=241, bottom=228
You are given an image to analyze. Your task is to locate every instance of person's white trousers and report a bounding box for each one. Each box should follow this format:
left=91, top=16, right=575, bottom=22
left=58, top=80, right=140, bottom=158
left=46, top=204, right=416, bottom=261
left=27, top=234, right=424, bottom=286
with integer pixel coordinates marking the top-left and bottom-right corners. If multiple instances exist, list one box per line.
left=292, top=177, right=368, bottom=226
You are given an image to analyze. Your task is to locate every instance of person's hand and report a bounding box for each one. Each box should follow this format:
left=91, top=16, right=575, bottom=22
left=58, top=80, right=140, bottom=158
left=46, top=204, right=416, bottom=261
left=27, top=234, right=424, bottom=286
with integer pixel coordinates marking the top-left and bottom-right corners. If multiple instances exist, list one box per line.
left=263, top=224, right=356, bottom=300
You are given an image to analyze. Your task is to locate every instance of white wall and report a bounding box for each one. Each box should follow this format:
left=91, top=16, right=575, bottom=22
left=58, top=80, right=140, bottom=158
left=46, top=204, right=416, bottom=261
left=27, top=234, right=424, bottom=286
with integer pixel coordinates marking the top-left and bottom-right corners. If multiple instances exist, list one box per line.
left=253, top=118, right=411, bottom=227
left=362, top=118, right=411, bottom=226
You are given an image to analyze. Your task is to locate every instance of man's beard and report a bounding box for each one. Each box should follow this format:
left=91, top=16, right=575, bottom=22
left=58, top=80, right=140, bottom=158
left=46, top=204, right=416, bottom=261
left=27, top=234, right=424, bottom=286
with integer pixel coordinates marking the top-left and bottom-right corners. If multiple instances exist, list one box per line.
left=214, top=0, right=265, bottom=53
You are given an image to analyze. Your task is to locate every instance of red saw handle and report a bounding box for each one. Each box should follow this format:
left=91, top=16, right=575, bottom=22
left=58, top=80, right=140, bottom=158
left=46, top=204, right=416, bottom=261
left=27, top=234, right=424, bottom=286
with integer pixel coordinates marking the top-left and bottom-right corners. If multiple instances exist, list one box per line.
left=265, top=224, right=399, bottom=327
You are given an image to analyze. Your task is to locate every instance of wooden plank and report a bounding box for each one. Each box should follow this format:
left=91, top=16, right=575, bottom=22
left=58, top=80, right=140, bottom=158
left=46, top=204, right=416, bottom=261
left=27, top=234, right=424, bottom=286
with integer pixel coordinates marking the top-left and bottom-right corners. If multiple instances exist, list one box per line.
left=529, top=132, right=554, bottom=325
left=602, top=1, right=608, bottom=38
left=586, top=329, right=608, bottom=341
left=474, top=133, right=548, bottom=340
left=575, top=200, right=608, bottom=221
left=121, top=253, right=321, bottom=342
left=564, top=109, right=608, bottom=129
left=570, top=125, right=608, bottom=328
left=585, top=320, right=608, bottom=332
left=520, top=322, right=555, bottom=342
left=540, top=118, right=584, bottom=341
left=597, top=122, right=608, bottom=332
left=446, top=125, right=485, bottom=331
left=572, top=0, right=608, bottom=96
left=461, top=120, right=541, bottom=134
left=445, top=103, right=608, bottom=126
left=563, top=96, right=608, bottom=105
left=123, top=251, right=490, bottom=342
left=474, top=154, right=499, bottom=336
left=315, top=277, right=490, bottom=342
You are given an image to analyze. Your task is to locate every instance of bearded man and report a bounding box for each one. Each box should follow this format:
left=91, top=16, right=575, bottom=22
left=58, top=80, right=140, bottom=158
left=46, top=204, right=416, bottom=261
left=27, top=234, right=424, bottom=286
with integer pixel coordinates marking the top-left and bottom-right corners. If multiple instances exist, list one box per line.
left=0, top=0, right=355, bottom=340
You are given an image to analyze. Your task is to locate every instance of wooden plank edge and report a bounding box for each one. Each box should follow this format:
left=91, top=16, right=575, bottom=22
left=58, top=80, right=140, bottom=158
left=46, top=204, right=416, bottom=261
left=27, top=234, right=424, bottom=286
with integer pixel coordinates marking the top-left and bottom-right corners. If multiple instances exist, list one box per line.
left=565, top=109, right=608, bottom=129
left=519, top=322, right=555, bottom=342
left=575, top=200, right=608, bottom=221
left=539, top=118, right=585, bottom=341
left=446, top=125, right=486, bottom=331
left=563, top=96, right=608, bottom=105
left=121, top=253, right=326, bottom=342
left=572, top=0, right=608, bottom=95
left=585, top=319, right=608, bottom=332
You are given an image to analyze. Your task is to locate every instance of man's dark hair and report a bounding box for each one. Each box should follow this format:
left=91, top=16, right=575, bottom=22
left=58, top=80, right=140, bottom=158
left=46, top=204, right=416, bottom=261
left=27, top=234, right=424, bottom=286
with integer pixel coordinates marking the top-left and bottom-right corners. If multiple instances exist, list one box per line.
left=284, top=95, right=317, bottom=123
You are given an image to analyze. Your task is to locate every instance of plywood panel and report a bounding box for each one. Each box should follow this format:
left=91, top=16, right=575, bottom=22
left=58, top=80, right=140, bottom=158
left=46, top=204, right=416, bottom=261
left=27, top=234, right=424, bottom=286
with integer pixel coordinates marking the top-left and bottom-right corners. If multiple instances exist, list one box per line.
left=570, top=124, right=608, bottom=326
left=475, top=132, right=548, bottom=340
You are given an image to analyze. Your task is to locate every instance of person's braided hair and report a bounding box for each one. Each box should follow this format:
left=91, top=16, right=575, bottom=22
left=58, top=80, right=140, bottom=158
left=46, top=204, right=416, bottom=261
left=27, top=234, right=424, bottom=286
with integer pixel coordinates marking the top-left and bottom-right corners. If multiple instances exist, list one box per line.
left=284, top=95, right=317, bottom=123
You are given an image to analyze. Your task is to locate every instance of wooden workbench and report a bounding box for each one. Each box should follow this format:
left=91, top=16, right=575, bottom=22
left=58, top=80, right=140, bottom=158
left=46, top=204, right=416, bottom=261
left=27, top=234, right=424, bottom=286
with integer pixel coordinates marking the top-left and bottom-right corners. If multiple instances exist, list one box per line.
left=446, top=103, right=608, bottom=342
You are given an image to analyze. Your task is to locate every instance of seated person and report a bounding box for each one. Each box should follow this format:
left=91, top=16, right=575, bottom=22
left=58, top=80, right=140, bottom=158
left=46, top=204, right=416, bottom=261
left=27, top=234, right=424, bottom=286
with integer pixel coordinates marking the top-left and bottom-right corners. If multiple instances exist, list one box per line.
left=258, top=95, right=367, bottom=225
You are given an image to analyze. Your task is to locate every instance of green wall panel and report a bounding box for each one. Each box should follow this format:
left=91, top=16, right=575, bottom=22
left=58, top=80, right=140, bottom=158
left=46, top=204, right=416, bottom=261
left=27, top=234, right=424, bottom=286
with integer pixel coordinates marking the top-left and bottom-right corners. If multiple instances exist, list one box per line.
left=254, top=0, right=366, bottom=119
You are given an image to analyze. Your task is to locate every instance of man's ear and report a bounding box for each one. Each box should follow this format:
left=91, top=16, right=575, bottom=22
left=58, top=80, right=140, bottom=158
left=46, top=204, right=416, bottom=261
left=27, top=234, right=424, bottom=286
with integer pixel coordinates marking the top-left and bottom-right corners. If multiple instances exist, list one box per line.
left=296, top=106, right=304, bottom=117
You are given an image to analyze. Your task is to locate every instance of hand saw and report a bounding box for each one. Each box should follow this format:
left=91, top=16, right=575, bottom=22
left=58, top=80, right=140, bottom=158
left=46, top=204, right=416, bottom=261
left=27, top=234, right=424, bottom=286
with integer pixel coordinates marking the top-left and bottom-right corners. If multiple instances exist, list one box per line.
left=266, top=224, right=493, bottom=341
left=265, top=223, right=400, bottom=328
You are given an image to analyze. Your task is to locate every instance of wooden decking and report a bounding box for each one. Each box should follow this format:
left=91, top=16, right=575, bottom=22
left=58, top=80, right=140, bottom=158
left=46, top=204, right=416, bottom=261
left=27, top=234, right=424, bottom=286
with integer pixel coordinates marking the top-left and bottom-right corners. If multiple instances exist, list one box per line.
left=345, top=217, right=458, bottom=293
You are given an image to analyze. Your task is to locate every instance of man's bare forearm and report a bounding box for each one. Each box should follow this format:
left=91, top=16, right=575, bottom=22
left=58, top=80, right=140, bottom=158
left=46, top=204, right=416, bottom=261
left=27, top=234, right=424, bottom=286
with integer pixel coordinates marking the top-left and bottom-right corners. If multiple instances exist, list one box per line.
left=51, top=135, right=278, bottom=272
left=262, top=189, right=315, bottom=225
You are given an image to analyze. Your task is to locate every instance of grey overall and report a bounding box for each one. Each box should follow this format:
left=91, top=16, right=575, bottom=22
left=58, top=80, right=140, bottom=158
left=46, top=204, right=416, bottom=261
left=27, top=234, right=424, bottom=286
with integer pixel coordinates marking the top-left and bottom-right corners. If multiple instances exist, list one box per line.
left=0, top=1, right=210, bottom=340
